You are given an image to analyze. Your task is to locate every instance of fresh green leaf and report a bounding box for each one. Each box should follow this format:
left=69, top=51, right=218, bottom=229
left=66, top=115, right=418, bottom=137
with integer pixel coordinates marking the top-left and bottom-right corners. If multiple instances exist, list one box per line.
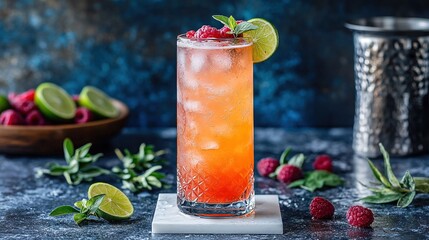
left=288, top=154, right=305, bottom=168
left=397, top=191, right=416, bottom=208
left=74, top=200, right=84, bottom=209
left=414, top=177, right=429, bottom=193
left=379, top=143, right=400, bottom=187
left=360, top=192, right=402, bottom=204
left=228, top=15, right=237, bottom=30
left=73, top=213, right=87, bottom=225
left=50, top=205, right=80, bottom=216
left=79, top=167, right=110, bottom=179
left=279, top=147, right=292, bottom=165
left=212, top=15, right=230, bottom=27
left=79, top=143, right=92, bottom=158
left=400, top=171, right=415, bottom=191
left=233, top=21, right=259, bottom=35
left=87, top=194, right=105, bottom=214
left=287, top=170, right=343, bottom=192
left=63, top=138, right=74, bottom=163
left=367, top=159, right=391, bottom=188
left=288, top=179, right=305, bottom=188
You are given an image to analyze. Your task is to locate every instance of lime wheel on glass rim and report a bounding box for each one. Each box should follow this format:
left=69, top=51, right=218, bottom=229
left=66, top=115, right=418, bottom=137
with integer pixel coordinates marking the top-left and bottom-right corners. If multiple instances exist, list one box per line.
left=243, top=18, right=279, bottom=63
left=88, top=182, right=134, bottom=221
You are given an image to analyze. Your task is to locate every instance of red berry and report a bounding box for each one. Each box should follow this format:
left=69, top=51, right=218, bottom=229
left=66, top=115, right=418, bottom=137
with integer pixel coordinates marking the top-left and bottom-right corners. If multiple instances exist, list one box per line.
left=194, top=25, right=222, bottom=39
left=257, top=157, right=280, bottom=177
left=186, top=30, right=196, bottom=38
left=11, top=100, right=37, bottom=115
left=277, top=164, right=303, bottom=183
left=0, top=109, right=24, bottom=125
left=75, top=107, right=93, bottom=124
left=347, top=206, right=374, bottom=228
left=25, top=110, right=46, bottom=126
left=15, top=89, right=35, bottom=102
left=219, top=26, right=234, bottom=38
left=310, top=197, right=335, bottom=219
left=313, top=154, right=333, bottom=172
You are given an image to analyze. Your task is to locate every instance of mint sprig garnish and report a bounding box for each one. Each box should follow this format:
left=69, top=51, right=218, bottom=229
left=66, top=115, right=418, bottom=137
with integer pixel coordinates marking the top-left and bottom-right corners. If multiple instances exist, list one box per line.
left=360, top=143, right=429, bottom=207
left=288, top=171, right=344, bottom=192
left=50, top=194, right=105, bottom=225
left=36, top=138, right=109, bottom=185
left=112, top=144, right=168, bottom=193
left=212, top=15, right=258, bottom=37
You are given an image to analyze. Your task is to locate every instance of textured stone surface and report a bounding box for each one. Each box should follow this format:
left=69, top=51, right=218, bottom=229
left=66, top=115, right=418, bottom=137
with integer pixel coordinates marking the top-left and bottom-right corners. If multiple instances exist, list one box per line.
left=1, top=0, right=429, bottom=128
left=0, top=128, right=429, bottom=239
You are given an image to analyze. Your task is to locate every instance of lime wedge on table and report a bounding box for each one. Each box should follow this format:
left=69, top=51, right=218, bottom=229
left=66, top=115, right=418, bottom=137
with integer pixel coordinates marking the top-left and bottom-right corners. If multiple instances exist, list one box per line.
left=243, top=18, right=279, bottom=63
left=88, top=182, right=134, bottom=221
left=35, top=83, right=76, bottom=121
left=0, top=95, right=10, bottom=113
left=79, top=86, right=118, bottom=118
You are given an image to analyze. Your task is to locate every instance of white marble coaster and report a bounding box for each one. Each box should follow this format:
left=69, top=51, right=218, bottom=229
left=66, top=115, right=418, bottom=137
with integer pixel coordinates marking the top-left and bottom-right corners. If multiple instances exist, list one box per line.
left=151, top=194, right=283, bottom=234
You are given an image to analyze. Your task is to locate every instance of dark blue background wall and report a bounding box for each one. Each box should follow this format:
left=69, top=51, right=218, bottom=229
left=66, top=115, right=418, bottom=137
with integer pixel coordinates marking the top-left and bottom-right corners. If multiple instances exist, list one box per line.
left=0, top=0, right=428, bottom=128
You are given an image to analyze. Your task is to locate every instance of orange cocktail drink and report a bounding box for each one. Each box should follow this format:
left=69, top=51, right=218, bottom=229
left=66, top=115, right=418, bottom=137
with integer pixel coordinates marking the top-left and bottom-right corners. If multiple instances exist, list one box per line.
left=177, top=35, right=255, bottom=217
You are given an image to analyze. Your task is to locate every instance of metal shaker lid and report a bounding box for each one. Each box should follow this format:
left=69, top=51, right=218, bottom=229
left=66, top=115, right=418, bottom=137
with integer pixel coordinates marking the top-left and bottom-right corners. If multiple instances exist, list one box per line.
left=345, top=17, right=429, bottom=35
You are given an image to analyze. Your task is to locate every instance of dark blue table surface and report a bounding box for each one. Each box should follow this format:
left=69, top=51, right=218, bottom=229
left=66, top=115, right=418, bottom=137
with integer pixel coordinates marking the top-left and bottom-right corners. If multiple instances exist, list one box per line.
left=0, top=128, right=428, bottom=239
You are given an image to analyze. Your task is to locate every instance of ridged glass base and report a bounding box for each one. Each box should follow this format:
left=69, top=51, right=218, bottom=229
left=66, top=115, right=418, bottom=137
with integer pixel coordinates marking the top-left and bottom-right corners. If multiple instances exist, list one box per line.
left=177, top=193, right=255, bottom=217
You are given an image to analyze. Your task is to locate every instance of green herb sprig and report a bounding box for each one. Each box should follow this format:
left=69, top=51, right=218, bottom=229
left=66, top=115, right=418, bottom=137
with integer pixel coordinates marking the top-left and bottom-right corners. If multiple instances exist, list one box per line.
left=360, top=143, right=429, bottom=207
left=212, top=15, right=258, bottom=37
left=112, top=144, right=168, bottom=193
left=50, top=194, right=105, bottom=225
left=270, top=147, right=344, bottom=191
left=36, top=139, right=109, bottom=185
left=288, top=171, right=344, bottom=192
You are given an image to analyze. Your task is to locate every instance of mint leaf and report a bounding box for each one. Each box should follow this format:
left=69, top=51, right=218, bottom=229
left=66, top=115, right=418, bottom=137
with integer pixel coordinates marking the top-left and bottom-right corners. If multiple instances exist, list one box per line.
left=233, top=21, right=258, bottom=35
left=288, top=170, right=343, bottom=192
left=288, top=154, right=305, bottom=168
left=397, top=191, right=416, bottom=208
left=279, top=147, right=292, bottom=165
left=87, top=194, right=105, bottom=214
left=63, top=138, right=74, bottom=163
left=228, top=15, right=237, bottom=30
left=414, top=177, right=429, bottom=193
left=73, top=213, right=88, bottom=225
left=212, top=15, right=230, bottom=27
left=400, top=171, right=415, bottom=191
left=50, top=206, right=80, bottom=216
left=367, top=159, right=391, bottom=188
left=360, top=192, right=402, bottom=204
left=379, top=143, right=400, bottom=187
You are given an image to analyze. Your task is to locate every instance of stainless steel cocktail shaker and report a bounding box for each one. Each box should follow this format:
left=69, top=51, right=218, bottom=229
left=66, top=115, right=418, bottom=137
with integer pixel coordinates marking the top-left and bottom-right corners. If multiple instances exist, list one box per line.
left=346, top=17, right=429, bottom=157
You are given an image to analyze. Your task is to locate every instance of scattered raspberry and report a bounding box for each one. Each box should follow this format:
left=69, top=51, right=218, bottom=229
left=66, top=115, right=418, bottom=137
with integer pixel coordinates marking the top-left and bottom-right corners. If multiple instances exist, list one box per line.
left=194, top=25, right=222, bottom=39
left=15, top=89, right=35, bottom=102
left=313, top=154, right=333, bottom=172
left=25, top=110, right=46, bottom=126
left=346, top=206, right=374, bottom=228
left=75, top=107, right=93, bottom=124
left=310, top=197, right=335, bottom=219
left=257, top=157, right=280, bottom=177
left=11, top=100, right=37, bottom=115
left=277, top=164, right=303, bottom=183
left=0, top=109, right=24, bottom=125
left=186, top=30, right=196, bottom=38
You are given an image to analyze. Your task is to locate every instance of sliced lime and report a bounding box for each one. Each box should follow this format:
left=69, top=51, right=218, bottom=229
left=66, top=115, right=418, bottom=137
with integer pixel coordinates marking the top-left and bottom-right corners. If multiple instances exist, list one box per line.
left=0, top=95, right=10, bottom=113
left=79, top=86, right=118, bottom=118
left=34, top=83, right=76, bottom=120
left=88, top=182, right=134, bottom=221
left=243, top=18, right=279, bottom=63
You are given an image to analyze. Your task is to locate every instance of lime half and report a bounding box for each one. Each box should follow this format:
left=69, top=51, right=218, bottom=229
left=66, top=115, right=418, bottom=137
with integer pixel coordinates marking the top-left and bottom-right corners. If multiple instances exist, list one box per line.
left=79, top=86, right=118, bottom=118
left=88, top=182, right=134, bottom=221
left=35, top=83, right=76, bottom=121
left=0, top=95, right=10, bottom=113
left=243, top=18, right=279, bottom=63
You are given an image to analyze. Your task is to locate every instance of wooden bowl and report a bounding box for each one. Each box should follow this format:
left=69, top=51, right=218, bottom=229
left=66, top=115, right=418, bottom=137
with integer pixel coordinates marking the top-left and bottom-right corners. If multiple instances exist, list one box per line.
left=0, top=99, right=129, bottom=155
